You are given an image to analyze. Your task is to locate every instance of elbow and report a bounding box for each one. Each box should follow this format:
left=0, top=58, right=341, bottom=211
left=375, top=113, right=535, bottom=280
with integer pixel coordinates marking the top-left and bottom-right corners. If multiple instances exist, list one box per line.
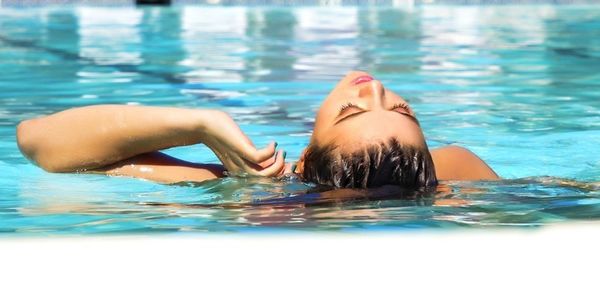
left=16, top=119, right=38, bottom=162
left=16, top=119, right=62, bottom=173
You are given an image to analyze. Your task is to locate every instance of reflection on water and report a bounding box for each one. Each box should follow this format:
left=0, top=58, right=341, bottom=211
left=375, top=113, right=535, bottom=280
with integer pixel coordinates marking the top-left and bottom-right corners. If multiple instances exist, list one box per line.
left=0, top=6, right=599, bottom=234
left=8, top=176, right=600, bottom=232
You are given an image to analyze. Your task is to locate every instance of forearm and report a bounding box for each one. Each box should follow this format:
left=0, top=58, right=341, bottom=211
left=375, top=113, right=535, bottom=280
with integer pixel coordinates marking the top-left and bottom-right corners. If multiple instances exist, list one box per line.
left=16, top=104, right=217, bottom=172
left=91, top=152, right=225, bottom=184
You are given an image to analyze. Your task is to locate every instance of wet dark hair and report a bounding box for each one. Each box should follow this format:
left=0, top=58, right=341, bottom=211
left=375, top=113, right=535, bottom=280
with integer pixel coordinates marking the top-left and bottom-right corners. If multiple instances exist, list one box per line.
left=301, top=138, right=437, bottom=189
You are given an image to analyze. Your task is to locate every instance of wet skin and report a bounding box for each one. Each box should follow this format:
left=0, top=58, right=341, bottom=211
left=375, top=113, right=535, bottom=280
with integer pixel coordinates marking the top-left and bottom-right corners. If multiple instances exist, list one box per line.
left=293, top=71, right=499, bottom=181
left=311, top=71, right=426, bottom=150
left=16, top=71, right=499, bottom=185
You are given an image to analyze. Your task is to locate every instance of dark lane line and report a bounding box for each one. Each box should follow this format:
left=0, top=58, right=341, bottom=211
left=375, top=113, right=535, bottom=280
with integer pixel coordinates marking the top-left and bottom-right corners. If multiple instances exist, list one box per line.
left=0, top=34, right=191, bottom=85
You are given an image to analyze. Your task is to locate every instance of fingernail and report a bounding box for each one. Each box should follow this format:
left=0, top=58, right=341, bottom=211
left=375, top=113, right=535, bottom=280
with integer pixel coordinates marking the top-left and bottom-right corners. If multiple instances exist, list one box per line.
left=274, top=142, right=278, bottom=148
left=282, top=151, right=287, bottom=159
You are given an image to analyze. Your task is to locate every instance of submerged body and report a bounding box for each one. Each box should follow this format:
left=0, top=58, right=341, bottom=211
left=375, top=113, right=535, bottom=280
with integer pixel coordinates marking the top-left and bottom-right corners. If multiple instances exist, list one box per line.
left=16, top=72, right=498, bottom=187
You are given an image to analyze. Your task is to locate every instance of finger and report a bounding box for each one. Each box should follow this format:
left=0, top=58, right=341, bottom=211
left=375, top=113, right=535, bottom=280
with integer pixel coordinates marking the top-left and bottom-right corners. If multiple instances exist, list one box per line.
left=257, top=149, right=286, bottom=177
left=275, top=160, right=287, bottom=177
left=258, top=151, right=277, bottom=168
left=243, top=141, right=277, bottom=164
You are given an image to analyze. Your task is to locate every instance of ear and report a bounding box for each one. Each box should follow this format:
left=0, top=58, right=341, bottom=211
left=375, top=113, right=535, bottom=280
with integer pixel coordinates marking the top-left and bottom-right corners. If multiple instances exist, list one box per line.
left=294, top=148, right=307, bottom=174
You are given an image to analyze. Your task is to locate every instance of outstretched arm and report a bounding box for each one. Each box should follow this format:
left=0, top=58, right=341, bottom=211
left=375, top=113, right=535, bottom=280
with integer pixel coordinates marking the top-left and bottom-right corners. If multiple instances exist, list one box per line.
left=16, top=105, right=284, bottom=179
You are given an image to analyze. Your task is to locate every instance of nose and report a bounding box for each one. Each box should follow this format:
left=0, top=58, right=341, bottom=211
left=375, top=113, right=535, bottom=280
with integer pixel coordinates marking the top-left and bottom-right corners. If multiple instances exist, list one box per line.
left=357, top=80, right=386, bottom=109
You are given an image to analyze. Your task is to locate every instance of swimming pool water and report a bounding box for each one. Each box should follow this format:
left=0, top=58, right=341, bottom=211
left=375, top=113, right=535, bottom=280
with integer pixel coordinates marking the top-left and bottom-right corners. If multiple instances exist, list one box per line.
left=0, top=5, right=599, bottom=234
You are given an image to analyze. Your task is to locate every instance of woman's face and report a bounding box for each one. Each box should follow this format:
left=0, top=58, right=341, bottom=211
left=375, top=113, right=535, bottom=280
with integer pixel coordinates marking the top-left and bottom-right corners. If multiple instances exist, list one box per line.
left=309, top=71, right=427, bottom=152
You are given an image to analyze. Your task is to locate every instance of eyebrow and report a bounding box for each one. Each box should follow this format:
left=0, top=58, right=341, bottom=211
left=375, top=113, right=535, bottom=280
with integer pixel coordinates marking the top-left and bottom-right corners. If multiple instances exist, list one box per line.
left=334, top=108, right=420, bottom=126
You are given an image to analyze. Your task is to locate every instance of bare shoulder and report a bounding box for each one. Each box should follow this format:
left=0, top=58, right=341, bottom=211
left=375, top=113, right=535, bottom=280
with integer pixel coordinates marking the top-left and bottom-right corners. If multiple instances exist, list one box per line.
left=430, top=145, right=500, bottom=181
left=431, top=145, right=479, bottom=159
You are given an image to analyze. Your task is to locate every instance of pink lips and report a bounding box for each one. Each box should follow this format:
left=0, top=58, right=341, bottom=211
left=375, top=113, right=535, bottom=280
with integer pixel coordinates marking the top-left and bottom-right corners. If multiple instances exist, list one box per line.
left=352, top=75, right=374, bottom=85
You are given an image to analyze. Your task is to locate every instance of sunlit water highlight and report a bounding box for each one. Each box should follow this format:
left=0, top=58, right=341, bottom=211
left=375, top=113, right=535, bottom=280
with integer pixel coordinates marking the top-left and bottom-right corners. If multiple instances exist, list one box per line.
left=0, top=5, right=599, bottom=234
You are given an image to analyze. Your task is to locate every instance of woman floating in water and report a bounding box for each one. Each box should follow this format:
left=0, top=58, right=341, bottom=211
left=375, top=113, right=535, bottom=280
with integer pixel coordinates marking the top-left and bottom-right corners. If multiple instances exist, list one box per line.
left=16, top=71, right=499, bottom=189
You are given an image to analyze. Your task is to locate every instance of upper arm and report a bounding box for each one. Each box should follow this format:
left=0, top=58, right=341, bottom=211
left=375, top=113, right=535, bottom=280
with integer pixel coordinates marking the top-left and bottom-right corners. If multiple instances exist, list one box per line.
left=430, top=145, right=500, bottom=181
left=89, top=152, right=225, bottom=184
left=15, top=105, right=210, bottom=173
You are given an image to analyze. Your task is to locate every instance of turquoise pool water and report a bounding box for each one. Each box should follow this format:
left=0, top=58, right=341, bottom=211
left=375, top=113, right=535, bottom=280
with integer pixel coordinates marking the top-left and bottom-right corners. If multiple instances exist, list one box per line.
left=0, top=5, right=599, bottom=234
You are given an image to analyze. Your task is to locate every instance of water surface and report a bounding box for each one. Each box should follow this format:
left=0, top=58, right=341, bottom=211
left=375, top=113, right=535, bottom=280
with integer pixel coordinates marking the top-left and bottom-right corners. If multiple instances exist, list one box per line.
left=0, top=5, right=599, bottom=234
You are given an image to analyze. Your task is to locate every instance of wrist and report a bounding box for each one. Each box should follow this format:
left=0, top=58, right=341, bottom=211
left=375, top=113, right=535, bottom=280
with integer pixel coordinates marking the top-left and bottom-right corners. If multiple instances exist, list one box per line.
left=192, top=109, right=226, bottom=141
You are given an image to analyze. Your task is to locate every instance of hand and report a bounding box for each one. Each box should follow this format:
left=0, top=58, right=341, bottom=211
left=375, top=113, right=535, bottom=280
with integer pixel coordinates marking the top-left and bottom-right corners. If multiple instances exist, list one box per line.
left=200, top=110, right=286, bottom=177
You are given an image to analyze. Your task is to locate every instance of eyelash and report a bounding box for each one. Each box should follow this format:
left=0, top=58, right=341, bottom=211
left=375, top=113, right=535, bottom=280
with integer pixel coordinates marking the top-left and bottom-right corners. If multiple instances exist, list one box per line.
left=391, top=102, right=410, bottom=112
left=339, top=102, right=411, bottom=113
left=339, top=102, right=357, bottom=112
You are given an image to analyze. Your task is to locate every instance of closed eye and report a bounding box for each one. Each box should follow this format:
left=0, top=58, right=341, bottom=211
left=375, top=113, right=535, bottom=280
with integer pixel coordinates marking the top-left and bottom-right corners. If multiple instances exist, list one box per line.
left=390, top=102, right=411, bottom=113
left=334, top=102, right=419, bottom=125
left=339, top=102, right=359, bottom=113
left=335, top=103, right=365, bottom=124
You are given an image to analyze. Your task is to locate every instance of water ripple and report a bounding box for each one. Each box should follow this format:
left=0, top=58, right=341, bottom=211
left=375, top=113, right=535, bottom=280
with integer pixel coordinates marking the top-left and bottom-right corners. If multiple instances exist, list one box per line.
left=0, top=6, right=599, bottom=233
